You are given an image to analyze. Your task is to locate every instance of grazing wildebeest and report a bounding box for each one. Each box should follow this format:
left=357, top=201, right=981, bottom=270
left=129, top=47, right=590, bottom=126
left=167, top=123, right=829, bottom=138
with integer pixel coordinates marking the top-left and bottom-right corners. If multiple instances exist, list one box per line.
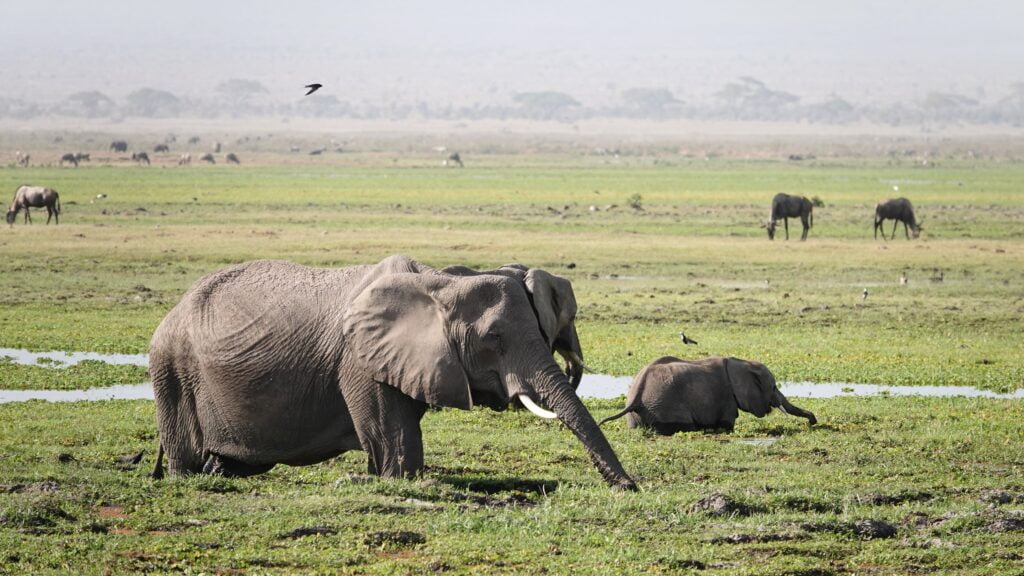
left=6, top=185, right=61, bottom=225
left=874, top=197, right=922, bottom=240
left=178, top=153, right=192, bottom=166
left=154, top=144, right=170, bottom=153
left=132, top=152, right=151, bottom=165
left=110, top=140, right=128, bottom=153
left=188, top=136, right=201, bottom=145
left=60, top=153, right=79, bottom=167
left=225, top=153, right=240, bottom=164
left=766, top=193, right=813, bottom=241
left=74, top=152, right=90, bottom=163
left=199, top=153, right=215, bottom=164
left=445, top=152, right=464, bottom=167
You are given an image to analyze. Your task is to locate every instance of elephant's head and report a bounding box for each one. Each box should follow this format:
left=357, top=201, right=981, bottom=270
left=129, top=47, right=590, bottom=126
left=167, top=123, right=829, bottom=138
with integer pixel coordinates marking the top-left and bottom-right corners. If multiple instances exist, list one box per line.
left=343, top=272, right=636, bottom=489
left=443, top=263, right=586, bottom=391
left=725, top=358, right=816, bottom=425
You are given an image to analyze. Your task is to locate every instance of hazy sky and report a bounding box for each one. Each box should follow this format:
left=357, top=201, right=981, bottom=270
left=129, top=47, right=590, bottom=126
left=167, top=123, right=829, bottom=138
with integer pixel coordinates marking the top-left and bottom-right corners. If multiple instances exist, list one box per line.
left=2, top=1, right=1022, bottom=104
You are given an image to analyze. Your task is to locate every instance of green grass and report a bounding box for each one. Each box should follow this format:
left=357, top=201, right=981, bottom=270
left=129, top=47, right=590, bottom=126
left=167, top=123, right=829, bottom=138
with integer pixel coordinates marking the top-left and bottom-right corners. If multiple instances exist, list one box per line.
left=0, top=397, right=1021, bottom=575
left=1, top=158, right=1022, bottom=390
left=1, top=150, right=1023, bottom=573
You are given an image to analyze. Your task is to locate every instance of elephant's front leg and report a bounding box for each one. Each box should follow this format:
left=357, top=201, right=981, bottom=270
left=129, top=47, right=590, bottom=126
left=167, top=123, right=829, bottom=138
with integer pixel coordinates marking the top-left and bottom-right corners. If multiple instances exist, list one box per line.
left=343, top=377, right=429, bottom=478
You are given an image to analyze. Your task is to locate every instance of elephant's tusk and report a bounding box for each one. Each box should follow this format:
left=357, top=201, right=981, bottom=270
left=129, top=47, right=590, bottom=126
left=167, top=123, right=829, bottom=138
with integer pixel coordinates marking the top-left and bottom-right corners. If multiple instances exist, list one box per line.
left=517, top=394, right=558, bottom=419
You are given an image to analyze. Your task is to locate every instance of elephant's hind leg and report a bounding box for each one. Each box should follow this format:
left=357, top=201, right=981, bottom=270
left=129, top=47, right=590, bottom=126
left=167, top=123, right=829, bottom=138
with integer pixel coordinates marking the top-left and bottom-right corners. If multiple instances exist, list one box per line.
left=151, top=357, right=205, bottom=476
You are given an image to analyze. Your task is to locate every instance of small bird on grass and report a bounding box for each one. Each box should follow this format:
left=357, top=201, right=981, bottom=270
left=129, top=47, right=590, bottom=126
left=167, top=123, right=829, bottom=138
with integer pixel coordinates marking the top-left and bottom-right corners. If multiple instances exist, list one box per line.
left=679, top=331, right=699, bottom=346
left=862, top=288, right=869, bottom=301
left=304, top=83, right=323, bottom=96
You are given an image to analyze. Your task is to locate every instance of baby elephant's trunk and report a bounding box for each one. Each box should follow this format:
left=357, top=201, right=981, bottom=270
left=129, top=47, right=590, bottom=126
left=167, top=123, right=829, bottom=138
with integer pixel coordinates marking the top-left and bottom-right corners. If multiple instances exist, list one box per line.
left=774, top=390, right=817, bottom=425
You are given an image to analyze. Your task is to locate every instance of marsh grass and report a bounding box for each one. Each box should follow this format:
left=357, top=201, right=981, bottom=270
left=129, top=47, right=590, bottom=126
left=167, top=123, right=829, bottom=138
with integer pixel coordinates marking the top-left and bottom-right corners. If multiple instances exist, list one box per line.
left=0, top=398, right=1021, bottom=574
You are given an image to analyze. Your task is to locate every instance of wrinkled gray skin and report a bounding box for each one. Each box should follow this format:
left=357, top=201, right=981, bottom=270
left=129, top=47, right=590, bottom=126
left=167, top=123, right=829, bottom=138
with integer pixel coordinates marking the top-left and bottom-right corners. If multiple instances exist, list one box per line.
left=440, top=264, right=584, bottom=392
left=6, top=185, right=61, bottom=225
left=766, top=193, right=813, bottom=241
left=599, top=356, right=816, bottom=434
left=150, top=255, right=636, bottom=490
left=874, top=197, right=921, bottom=240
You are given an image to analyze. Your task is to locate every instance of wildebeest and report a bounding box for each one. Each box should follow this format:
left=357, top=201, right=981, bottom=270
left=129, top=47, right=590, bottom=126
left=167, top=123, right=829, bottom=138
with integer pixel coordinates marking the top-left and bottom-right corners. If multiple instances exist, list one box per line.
left=154, top=144, right=170, bottom=153
left=15, top=152, right=30, bottom=167
left=225, top=153, right=240, bottom=164
left=444, top=152, right=464, bottom=167
left=60, top=153, right=79, bottom=167
left=766, top=193, right=813, bottom=241
left=178, top=153, right=192, bottom=166
left=132, top=152, right=151, bottom=165
left=874, top=197, right=922, bottom=240
left=110, top=140, right=128, bottom=153
left=199, top=153, right=216, bottom=164
left=6, top=185, right=61, bottom=225
left=74, top=152, right=90, bottom=163
left=188, top=136, right=201, bottom=145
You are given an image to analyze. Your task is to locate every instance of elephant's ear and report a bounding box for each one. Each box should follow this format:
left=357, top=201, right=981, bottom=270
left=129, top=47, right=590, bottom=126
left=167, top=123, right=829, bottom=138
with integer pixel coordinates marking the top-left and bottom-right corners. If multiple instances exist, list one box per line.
left=725, top=358, right=775, bottom=417
left=524, top=269, right=575, bottom=348
left=343, top=274, right=472, bottom=410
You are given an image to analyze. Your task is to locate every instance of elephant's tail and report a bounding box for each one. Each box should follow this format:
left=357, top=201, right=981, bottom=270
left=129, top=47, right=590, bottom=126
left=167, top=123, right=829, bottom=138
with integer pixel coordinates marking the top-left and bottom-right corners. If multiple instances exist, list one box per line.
left=598, top=404, right=637, bottom=427
left=151, top=442, right=165, bottom=479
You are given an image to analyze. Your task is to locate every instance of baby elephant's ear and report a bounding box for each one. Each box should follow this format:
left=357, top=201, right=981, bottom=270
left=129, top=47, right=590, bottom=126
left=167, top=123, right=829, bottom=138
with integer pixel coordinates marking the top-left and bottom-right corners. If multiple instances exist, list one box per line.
left=343, top=273, right=472, bottom=410
left=725, top=358, right=776, bottom=417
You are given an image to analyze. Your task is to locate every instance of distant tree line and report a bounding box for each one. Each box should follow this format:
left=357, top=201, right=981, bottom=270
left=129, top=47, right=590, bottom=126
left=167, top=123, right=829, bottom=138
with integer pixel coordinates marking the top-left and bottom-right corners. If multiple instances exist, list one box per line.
left=3, top=77, right=1024, bottom=127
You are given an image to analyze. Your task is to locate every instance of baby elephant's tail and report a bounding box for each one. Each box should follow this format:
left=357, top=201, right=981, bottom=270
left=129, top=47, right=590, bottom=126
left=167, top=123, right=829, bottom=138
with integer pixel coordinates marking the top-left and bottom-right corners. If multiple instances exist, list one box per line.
left=598, top=404, right=637, bottom=427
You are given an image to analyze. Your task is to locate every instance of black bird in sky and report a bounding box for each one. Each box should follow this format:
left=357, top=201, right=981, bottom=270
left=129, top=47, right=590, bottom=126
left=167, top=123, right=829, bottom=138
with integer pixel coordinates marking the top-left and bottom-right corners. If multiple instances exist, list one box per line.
left=304, top=83, right=323, bottom=96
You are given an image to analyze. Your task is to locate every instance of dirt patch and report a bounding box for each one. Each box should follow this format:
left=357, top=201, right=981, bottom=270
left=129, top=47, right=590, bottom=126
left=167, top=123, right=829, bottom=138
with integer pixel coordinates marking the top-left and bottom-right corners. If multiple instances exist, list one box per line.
left=692, top=492, right=756, bottom=517
left=363, top=530, right=426, bottom=549
left=279, top=525, right=337, bottom=539
left=799, top=519, right=897, bottom=539
left=97, top=506, right=127, bottom=519
left=987, top=512, right=1024, bottom=533
left=980, top=489, right=1023, bottom=506
left=708, top=532, right=808, bottom=544
left=856, top=491, right=933, bottom=506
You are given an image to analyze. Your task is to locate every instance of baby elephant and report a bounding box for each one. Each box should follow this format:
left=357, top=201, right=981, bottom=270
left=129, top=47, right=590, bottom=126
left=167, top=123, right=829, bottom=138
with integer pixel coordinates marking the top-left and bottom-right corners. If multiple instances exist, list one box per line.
left=599, top=356, right=816, bottom=434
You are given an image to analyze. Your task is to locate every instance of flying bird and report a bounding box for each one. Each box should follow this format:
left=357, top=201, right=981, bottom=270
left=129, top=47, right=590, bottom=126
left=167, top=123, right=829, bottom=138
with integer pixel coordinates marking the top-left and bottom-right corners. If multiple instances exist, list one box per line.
left=679, top=331, right=699, bottom=346
left=304, top=83, right=323, bottom=96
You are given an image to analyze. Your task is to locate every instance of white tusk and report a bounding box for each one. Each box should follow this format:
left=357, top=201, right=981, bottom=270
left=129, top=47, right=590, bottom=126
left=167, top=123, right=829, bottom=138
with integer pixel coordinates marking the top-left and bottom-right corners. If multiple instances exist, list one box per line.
left=517, top=394, right=558, bottom=419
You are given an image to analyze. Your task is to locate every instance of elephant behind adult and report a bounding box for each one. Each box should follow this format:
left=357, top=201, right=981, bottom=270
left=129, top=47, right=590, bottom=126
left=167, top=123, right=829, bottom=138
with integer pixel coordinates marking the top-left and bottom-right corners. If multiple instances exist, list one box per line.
left=150, top=255, right=636, bottom=489
left=440, top=263, right=585, bottom=391
left=599, top=356, right=816, bottom=434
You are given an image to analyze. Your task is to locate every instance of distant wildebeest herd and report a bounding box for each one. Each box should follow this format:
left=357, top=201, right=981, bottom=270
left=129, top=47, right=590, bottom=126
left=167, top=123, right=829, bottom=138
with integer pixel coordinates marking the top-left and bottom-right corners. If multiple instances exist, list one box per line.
left=11, top=137, right=243, bottom=169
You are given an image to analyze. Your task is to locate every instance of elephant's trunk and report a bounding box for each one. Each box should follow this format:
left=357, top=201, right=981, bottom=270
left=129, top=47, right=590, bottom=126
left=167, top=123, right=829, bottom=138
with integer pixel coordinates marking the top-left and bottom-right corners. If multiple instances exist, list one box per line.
left=533, top=366, right=637, bottom=491
left=774, top=390, right=817, bottom=425
left=554, top=324, right=584, bottom=391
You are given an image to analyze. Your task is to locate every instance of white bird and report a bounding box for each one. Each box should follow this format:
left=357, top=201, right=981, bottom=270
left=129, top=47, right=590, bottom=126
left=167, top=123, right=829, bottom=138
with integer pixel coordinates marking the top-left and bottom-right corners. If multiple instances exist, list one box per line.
left=679, top=331, right=699, bottom=346
left=862, top=288, right=869, bottom=300
left=900, top=272, right=908, bottom=286
left=893, top=185, right=899, bottom=192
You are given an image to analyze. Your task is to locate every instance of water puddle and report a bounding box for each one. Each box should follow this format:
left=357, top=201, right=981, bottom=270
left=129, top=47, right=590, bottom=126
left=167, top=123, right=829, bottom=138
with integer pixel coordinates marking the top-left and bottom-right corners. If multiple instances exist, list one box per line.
left=575, top=374, right=1023, bottom=400
left=0, top=350, right=1021, bottom=404
left=0, top=383, right=154, bottom=403
left=0, top=347, right=148, bottom=367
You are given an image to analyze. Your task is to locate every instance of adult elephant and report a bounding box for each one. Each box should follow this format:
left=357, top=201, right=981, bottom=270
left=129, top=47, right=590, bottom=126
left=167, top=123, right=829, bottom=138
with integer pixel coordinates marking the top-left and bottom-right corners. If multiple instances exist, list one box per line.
left=599, top=356, right=816, bottom=434
left=150, top=256, right=636, bottom=490
left=440, top=263, right=585, bottom=391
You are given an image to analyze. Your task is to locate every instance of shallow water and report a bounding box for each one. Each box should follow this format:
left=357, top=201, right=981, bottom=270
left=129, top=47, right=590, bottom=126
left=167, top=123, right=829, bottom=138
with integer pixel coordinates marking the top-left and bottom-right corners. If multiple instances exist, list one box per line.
left=577, top=374, right=1024, bottom=400
left=0, top=349, right=1021, bottom=403
left=1, top=377, right=1022, bottom=404
left=0, top=347, right=148, bottom=367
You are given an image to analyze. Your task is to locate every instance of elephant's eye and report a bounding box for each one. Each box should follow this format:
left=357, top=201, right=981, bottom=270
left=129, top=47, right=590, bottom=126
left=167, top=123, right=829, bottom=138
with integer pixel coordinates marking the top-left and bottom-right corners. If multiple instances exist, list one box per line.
left=484, top=332, right=504, bottom=355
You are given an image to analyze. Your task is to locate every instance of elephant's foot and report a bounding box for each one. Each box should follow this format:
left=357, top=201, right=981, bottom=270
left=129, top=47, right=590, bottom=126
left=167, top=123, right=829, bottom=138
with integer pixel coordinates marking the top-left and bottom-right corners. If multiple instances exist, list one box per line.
left=201, top=452, right=275, bottom=477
